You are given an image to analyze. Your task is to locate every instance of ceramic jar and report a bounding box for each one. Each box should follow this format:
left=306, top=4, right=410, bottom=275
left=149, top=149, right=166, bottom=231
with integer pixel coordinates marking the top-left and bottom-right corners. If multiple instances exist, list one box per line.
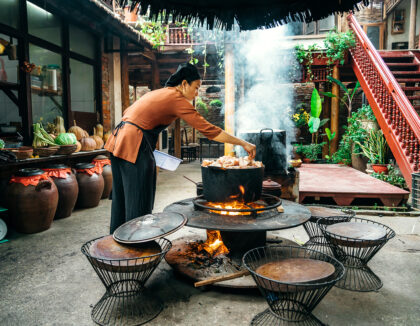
left=93, top=155, right=112, bottom=199
left=6, top=168, right=58, bottom=233
left=75, top=163, right=104, bottom=208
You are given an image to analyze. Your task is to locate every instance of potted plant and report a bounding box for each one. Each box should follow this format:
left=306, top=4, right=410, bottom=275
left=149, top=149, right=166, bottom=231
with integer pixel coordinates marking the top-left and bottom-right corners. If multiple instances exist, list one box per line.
left=292, top=104, right=310, bottom=138
left=355, top=129, right=389, bottom=174
left=300, top=143, right=325, bottom=163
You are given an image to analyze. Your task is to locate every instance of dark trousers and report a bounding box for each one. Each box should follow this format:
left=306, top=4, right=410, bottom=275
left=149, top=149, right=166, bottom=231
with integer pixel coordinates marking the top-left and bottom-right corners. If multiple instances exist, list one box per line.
left=109, top=141, right=156, bottom=234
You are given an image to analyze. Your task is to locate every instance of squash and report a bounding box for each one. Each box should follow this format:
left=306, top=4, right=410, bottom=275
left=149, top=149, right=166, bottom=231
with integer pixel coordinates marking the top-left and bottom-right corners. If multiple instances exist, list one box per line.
left=75, top=141, right=81, bottom=153
left=103, top=131, right=111, bottom=143
left=80, top=137, right=96, bottom=151
left=82, top=130, right=89, bottom=138
left=94, top=124, right=104, bottom=139
left=54, top=116, right=66, bottom=134
left=68, top=121, right=85, bottom=141
left=91, top=135, right=104, bottom=149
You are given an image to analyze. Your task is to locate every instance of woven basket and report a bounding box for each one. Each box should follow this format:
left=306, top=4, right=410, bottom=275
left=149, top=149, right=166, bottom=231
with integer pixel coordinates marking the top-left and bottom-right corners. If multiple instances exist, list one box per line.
left=56, top=144, right=77, bottom=155
left=33, top=146, right=59, bottom=157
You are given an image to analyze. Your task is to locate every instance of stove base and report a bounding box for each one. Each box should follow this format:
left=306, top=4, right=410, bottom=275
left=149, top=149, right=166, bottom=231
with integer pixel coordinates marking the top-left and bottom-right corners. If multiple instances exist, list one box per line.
left=165, top=235, right=297, bottom=289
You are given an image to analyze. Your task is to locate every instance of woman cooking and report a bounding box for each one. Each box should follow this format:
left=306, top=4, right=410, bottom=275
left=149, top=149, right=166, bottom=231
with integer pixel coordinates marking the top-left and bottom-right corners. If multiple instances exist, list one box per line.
left=105, top=63, right=256, bottom=233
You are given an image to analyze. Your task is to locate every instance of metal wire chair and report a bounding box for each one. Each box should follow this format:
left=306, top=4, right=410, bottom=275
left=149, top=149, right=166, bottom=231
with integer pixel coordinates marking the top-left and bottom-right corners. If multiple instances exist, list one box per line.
left=81, top=237, right=172, bottom=326
left=243, top=245, right=344, bottom=325
left=318, top=217, right=395, bottom=292
left=303, top=208, right=355, bottom=256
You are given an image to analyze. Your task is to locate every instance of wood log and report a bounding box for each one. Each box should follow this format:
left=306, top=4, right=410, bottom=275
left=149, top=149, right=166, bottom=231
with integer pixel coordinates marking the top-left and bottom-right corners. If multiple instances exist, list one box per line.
left=194, top=269, right=250, bottom=287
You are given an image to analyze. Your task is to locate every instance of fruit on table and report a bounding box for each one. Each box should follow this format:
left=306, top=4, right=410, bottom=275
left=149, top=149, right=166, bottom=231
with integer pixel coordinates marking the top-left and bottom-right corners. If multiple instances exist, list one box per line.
left=91, top=135, right=104, bottom=149
left=54, top=133, right=77, bottom=145
left=68, top=121, right=86, bottom=141
left=80, top=137, right=96, bottom=151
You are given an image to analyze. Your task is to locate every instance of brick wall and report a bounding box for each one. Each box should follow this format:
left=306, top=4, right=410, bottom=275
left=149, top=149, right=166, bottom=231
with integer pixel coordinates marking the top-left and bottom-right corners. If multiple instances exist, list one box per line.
left=101, top=52, right=111, bottom=132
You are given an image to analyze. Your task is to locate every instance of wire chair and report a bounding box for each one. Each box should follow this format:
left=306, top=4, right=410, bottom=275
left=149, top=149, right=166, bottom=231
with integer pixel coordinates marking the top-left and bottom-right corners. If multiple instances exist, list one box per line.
left=318, top=217, right=395, bottom=292
left=243, top=245, right=344, bottom=325
left=81, top=237, right=172, bottom=326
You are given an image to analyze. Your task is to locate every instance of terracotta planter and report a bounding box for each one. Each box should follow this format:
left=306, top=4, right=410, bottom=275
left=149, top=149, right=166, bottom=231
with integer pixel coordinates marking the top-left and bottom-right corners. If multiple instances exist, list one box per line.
left=6, top=169, right=58, bottom=234
left=75, top=163, right=104, bottom=208
left=372, top=164, right=388, bottom=174
left=302, top=158, right=313, bottom=163
left=43, top=164, right=79, bottom=219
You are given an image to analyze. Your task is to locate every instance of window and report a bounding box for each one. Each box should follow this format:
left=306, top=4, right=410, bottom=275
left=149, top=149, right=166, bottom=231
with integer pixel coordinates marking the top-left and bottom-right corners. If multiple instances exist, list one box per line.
left=301, top=15, right=335, bottom=35
left=70, top=59, right=95, bottom=113
left=27, top=2, right=61, bottom=46
left=29, top=44, right=63, bottom=124
left=70, top=25, right=96, bottom=59
left=0, top=33, right=19, bottom=84
left=0, top=0, right=19, bottom=29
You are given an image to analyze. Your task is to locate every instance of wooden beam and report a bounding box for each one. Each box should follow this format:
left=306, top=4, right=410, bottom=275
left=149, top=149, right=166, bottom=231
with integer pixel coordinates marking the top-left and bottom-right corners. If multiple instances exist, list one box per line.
left=174, top=118, right=181, bottom=158
left=409, top=0, right=417, bottom=49
left=224, top=43, right=235, bottom=156
left=121, top=40, right=130, bottom=113
left=152, top=60, right=161, bottom=89
left=331, top=65, right=340, bottom=153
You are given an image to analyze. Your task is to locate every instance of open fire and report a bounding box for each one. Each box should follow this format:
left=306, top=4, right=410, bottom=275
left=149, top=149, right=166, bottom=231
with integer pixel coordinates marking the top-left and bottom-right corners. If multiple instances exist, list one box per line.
left=198, top=230, right=229, bottom=257
left=206, top=201, right=266, bottom=215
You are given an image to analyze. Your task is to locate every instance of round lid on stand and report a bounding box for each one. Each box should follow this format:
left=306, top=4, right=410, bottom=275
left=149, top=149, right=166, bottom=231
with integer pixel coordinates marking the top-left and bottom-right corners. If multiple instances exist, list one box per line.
left=113, top=212, right=187, bottom=244
left=15, top=168, right=44, bottom=177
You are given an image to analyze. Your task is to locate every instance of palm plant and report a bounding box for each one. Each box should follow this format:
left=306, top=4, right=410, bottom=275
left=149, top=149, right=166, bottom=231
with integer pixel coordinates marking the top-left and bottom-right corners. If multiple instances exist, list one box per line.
left=325, top=76, right=361, bottom=118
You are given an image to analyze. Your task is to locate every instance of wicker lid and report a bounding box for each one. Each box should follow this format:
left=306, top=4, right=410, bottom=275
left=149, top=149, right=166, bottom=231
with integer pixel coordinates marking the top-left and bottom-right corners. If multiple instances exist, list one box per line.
left=113, top=212, right=187, bottom=244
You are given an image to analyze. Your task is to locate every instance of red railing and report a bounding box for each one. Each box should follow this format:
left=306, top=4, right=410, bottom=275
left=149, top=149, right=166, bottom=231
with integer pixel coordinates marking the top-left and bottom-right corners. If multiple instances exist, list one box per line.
left=347, top=14, right=420, bottom=189
left=165, top=27, right=194, bottom=45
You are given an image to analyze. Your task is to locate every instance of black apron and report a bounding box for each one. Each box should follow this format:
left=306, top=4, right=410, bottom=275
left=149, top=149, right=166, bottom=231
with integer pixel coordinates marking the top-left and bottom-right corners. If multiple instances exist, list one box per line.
left=109, top=121, right=169, bottom=234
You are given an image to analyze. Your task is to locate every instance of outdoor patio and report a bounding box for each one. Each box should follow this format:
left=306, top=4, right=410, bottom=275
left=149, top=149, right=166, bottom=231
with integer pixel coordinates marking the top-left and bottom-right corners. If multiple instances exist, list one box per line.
left=1, top=161, right=419, bottom=326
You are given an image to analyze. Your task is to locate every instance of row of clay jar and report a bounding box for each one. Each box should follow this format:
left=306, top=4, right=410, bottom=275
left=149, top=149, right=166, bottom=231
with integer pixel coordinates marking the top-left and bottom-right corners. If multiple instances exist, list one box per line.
left=5, top=155, right=112, bottom=234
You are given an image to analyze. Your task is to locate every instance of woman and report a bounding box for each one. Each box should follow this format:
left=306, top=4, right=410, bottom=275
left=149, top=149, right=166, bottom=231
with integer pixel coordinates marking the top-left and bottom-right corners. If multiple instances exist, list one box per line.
left=105, top=63, right=256, bottom=233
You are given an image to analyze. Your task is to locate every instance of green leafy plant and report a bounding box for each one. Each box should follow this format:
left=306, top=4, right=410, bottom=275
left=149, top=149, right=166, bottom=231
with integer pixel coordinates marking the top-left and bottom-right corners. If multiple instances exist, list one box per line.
left=355, top=129, right=388, bottom=164
left=324, top=127, right=336, bottom=160
left=326, top=76, right=361, bottom=118
left=139, top=21, right=168, bottom=49
left=295, top=143, right=326, bottom=161
left=0, top=138, right=4, bottom=149
left=195, top=97, right=208, bottom=114
left=308, top=89, right=329, bottom=144
left=293, top=104, right=310, bottom=128
left=371, top=165, right=407, bottom=189
left=324, top=30, right=356, bottom=65
left=209, top=99, right=223, bottom=108
left=294, top=44, right=320, bottom=81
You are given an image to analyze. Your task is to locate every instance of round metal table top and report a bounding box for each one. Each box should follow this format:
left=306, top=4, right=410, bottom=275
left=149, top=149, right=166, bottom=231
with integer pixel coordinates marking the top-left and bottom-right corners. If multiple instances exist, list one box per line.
left=113, top=212, right=187, bottom=244
left=307, top=206, right=347, bottom=218
left=326, top=222, right=387, bottom=241
left=163, top=198, right=311, bottom=232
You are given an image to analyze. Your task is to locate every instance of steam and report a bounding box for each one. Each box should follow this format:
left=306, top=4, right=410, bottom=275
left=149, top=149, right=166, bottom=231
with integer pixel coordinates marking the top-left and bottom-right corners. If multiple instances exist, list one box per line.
left=234, top=26, right=296, bottom=158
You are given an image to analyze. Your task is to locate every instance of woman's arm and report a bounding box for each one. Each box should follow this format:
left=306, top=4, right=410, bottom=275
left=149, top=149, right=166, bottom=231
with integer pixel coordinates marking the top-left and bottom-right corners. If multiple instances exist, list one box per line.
left=213, top=131, right=256, bottom=159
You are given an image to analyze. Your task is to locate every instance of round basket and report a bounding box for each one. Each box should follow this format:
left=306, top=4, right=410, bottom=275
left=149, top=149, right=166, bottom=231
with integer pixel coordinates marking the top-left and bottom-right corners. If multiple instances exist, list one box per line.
left=33, top=146, right=59, bottom=157
left=56, top=144, right=77, bottom=155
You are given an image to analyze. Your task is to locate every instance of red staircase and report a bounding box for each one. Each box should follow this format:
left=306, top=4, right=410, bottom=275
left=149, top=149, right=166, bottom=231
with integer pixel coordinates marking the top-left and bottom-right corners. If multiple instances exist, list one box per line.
left=379, top=50, right=420, bottom=113
left=347, top=14, right=420, bottom=189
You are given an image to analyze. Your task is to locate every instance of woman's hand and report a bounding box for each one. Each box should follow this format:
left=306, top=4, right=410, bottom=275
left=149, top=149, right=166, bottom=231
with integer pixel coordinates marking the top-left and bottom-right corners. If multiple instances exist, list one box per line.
left=242, top=142, right=256, bottom=160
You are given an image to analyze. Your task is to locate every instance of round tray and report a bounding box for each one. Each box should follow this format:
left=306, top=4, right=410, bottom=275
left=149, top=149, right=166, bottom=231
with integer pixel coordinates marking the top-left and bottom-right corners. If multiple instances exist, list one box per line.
left=326, top=222, right=387, bottom=248
left=88, top=235, right=161, bottom=273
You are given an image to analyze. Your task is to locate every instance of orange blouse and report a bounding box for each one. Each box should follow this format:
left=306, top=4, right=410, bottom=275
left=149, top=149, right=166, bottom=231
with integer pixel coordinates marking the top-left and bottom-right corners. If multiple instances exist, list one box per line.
left=105, top=87, right=222, bottom=163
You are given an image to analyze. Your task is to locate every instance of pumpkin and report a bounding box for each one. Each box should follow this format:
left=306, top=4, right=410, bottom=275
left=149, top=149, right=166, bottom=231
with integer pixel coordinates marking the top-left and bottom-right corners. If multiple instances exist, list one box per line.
left=91, top=135, right=104, bottom=149
left=54, top=116, right=66, bottom=134
left=82, top=130, right=89, bottom=138
left=94, top=124, right=103, bottom=139
left=103, top=131, right=111, bottom=143
left=68, top=121, right=85, bottom=141
left=75, top=141, right=81, bottom=153
left=80, top=137, right=96, bottom=151
left=55, top=133, right=77, bottom=145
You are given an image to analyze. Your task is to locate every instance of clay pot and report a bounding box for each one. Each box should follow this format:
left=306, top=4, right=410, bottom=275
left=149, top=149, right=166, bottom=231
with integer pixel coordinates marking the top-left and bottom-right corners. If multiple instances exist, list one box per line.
left=6, top=168, right=58, bottom=234
left=93, top=155, right=112, bottom=199
left=372, top=164, right=388, bottom=174
left=43, top=164, right=79, bottom=219
left=302, top=158, right=313, bottom=164
left=75, top=163, right=104, bottom=208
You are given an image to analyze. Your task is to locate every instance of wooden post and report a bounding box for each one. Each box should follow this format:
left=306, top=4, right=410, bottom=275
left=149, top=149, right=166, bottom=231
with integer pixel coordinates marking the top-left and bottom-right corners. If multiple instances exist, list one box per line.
left=120, top=40, right=130, bottom=113
left=133, top=85, right=137, bottom=102
left=224, top=42, right=235, bottom=155
left=409, top=0, right=417, bottom=49
left=331, top=65, right=340, bottom=153
left=174, top=118, right=181, bottom=158
left=151, top=60, right=160, bottom=90
left=322, top=82, right=331, bottom=158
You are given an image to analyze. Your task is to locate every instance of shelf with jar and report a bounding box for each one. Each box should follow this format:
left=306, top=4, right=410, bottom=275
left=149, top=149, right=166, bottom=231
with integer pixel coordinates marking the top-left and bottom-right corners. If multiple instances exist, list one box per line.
left=30, top=64, right=62, bottom=97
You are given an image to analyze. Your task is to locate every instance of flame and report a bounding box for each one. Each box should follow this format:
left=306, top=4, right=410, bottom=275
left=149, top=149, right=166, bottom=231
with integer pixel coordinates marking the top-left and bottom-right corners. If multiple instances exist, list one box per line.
left=206, top=201, right=265, bottom=216
left=239, top=185, right=245, bottom=196
left=198, top=230, right=229, bottom=257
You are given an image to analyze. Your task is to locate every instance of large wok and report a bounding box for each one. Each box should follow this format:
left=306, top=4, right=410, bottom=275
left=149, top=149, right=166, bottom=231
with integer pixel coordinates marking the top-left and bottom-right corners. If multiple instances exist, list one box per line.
left=201, top=166, right=264, bottom=202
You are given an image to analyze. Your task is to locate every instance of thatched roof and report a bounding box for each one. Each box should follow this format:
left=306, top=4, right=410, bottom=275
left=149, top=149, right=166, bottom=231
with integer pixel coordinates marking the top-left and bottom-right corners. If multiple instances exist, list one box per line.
left=118, top=0, right=369, bottom=30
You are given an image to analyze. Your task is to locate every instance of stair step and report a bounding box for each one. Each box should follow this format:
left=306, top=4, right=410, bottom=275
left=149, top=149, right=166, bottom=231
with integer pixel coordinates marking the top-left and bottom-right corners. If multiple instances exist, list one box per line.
left=396, top=79, right=420, bottom=83
left=379, top=51, right=414, bottom=57
left=386, top=63, right=419, bottom=71
left=392, top=71, right=420, bottom=76
left=402, top=86, right=420, bottom=91
left=407, top=95, right=420, bottom=100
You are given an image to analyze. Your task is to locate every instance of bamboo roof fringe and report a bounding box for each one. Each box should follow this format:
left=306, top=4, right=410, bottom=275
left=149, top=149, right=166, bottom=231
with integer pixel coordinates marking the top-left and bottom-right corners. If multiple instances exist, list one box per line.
left=118, top=0, right=370, bottom=30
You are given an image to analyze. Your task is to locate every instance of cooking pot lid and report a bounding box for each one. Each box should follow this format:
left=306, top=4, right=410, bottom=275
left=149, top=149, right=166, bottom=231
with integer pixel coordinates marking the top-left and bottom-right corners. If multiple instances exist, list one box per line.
left=262, top=178, right=281, bottom=190
left=15, top=168, right=44, bottom=177
left=74, top=162, right=94, bottom=169
left=113, top=212, right=187, bottom=244
left=44, top=164, right=69, bottom=169
left=242, top=129, right=285, bottom=134
left=93, top=155, right=108, bottom=161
